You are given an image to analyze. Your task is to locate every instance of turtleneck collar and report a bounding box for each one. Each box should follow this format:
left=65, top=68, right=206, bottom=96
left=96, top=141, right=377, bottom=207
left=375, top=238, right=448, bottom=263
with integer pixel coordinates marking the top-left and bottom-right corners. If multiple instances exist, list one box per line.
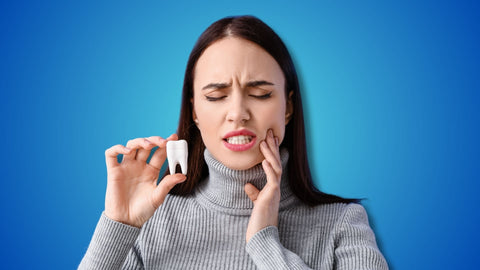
left=194, top=147, right=295, bottom=216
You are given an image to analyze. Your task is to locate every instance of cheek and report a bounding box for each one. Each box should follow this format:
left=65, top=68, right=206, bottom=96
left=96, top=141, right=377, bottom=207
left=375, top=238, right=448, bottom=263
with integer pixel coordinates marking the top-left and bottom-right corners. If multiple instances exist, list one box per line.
left=262, top=104, right=287, bottom=140
left=194, top=101, right=224, bottom=144
left=273, top=120, right=286, bottom=142
left=194, top=97, right=218, bottom=124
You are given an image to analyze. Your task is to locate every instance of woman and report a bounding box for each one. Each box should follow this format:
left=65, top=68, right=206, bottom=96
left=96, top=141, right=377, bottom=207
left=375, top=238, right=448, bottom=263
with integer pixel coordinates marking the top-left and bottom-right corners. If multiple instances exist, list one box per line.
left=79, top=15, right=388, bottom=269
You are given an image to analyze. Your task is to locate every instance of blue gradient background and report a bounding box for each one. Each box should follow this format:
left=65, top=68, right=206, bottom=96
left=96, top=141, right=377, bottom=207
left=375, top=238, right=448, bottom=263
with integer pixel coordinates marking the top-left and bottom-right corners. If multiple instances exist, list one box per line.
left=1, top=1, right=479, bottom=269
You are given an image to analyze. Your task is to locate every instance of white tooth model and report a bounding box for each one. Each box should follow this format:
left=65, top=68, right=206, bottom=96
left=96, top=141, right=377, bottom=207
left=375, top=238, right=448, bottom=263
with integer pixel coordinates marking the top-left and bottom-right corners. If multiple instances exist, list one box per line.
left=166, top=140, right=188, bottom=175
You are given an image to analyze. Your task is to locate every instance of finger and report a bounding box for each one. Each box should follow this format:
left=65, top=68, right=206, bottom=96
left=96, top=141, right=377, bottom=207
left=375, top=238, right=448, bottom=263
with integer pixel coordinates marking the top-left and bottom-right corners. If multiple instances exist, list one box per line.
left=147, top=135, right=178, bottom=169
left=136, top=139, right=157, bottom=162
left=145, top=136, right=166, bottom=146
left=262, top=159, right=280, bottom=186
left=124, top=138, right=152, bottom=161
left=146, top=134, right=178, bottom=146
left=105, top=145, right=132, bottom=169
left=143, top=136, right=167, bottom=169
left=260, top=141, right=282, bottom=175
left=166, top=133, right=179, bottom=141
left=151, top=174, right=187, bottom=208
left=244, top=183, right=260, bottom=203
left=274, top=136, right=281, bottom=159
left=143, top=134, right=179, bottom=169
left=266, top=129, right=281, bottom=162
left=149, top=145, right=167, bottom=170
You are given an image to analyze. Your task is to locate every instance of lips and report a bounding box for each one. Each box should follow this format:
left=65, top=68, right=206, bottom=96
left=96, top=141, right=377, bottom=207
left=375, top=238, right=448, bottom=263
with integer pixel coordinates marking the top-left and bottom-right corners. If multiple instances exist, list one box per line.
left=222, top=129, right=257, bottom=151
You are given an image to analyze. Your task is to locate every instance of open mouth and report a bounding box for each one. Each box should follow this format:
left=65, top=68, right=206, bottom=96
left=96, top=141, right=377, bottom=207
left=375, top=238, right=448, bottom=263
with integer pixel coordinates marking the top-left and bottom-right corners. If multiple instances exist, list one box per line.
left=222, top=129, right=257, bottom=151
left=224, top=135, right=253, bottom=145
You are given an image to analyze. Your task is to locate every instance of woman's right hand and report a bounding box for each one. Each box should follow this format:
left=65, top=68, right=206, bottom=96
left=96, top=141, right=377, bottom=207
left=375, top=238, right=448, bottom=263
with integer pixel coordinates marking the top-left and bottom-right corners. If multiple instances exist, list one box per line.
left=103, top=134, right=186, bottom=228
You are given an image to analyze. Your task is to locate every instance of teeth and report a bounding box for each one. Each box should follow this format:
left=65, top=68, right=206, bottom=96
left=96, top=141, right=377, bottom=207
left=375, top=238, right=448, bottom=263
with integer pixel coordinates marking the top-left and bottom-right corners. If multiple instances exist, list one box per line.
left=226, top=135, right=252, bottom=145
left=166, top=140, right=188, bottom=175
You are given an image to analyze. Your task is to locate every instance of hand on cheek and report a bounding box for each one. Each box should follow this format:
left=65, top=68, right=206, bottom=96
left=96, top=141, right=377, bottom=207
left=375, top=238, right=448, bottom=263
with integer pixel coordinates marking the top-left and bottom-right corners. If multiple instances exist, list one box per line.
left=244, top=129, right=282, bottom=243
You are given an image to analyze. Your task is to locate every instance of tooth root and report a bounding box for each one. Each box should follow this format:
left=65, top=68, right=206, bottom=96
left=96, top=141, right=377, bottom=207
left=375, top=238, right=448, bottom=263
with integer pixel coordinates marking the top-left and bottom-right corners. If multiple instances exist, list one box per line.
left=166, top=140, right=188, bottom=175
left=179, top=153, right=188, bottom=175
left=168, top=160, right=178, bottom=175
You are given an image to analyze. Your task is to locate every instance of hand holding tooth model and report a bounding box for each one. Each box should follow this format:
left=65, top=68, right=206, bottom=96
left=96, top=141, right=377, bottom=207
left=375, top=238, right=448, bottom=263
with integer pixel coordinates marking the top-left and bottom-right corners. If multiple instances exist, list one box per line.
left=104, top=134, right=187, bottom=228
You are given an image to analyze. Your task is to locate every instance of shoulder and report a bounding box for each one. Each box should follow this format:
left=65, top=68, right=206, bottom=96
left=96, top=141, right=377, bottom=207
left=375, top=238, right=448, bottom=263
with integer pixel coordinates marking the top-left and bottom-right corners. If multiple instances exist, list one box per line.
left=333, top=203, right=372, bottom=232
left=283, top=202, right=378, bottom=246
left=280, top=201, right=373, bottom=231
left=331, top=203, right=380, bottom=247
left=279, top=200, right=347, bottom=232
left=314, top=202, right=371, bottom=231
left=282, top=200, right=351, bottom=220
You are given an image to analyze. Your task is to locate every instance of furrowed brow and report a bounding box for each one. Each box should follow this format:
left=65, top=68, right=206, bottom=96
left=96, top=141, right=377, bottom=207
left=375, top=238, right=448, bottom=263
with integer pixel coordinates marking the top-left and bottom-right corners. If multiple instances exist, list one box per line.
left=202, top=83, right=231, bottom=91
left=245, top=80, right=275, bottom=88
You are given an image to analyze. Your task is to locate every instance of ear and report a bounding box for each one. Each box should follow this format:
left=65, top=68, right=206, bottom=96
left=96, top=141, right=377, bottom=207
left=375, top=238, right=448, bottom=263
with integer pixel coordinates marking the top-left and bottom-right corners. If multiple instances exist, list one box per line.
left=191, top=98, right=199, bottom=125
left=285, top=90, right=294, bottom=125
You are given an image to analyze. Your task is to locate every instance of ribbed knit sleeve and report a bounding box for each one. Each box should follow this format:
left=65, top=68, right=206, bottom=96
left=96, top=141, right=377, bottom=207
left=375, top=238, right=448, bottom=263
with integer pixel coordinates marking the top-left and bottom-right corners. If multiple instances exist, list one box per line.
left=78, top=213, right=143, bottom=270
left=246, top=226, right=313, bottom=269
left=334, top=204, right=389, bottom=270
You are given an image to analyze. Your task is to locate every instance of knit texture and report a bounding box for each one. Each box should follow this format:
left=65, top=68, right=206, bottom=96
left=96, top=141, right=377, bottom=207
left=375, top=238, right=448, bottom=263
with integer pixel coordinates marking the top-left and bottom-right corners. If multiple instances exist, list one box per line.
left=79, top=148, right=388, bottom=269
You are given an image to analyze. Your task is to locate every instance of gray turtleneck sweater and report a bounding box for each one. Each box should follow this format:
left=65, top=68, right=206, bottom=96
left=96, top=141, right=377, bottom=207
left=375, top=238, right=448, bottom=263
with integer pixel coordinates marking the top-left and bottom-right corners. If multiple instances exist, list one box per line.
left=79, top=149, right=388, bottom=269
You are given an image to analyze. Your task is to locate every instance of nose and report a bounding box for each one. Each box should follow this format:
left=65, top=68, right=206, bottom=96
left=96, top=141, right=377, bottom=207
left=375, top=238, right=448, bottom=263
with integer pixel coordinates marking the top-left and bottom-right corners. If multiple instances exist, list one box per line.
left=226, top=92, right=250, bottom=124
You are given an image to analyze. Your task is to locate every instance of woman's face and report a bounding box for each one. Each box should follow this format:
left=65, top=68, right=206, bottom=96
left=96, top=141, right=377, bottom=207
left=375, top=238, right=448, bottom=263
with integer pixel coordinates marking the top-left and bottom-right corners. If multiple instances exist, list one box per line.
left=192, top=37, right=293, bottom=170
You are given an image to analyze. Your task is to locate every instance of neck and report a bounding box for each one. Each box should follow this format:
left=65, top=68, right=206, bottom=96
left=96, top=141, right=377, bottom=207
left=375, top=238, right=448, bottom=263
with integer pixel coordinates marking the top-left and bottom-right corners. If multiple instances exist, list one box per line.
left=194, top=148, right=294, bottom=215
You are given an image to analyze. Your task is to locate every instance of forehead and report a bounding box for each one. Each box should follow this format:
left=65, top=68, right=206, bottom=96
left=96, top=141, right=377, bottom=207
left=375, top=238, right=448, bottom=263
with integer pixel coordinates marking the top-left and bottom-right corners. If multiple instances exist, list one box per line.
left=194, top=37, right=284, bottom=85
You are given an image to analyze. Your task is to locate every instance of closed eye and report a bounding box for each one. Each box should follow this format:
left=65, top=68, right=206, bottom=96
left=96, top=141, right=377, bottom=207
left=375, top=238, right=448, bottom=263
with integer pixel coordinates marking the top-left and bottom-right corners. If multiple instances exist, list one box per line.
left=250, top=92, right=272, bottom=99
left=205, top=96, right=226, bottom=101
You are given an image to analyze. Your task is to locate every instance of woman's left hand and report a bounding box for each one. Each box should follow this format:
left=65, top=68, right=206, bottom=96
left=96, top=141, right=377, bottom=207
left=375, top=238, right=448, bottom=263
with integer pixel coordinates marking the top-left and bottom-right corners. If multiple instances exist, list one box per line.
left=244, top=129, right=282, bottom=243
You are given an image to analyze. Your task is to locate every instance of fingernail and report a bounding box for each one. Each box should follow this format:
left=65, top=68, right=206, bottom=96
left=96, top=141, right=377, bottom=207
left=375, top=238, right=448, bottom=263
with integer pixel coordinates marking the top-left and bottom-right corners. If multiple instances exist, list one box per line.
left=145, top=139, right=153, bottom=145
left=125, top=147, right=132, bottom=152
left=275, top=137, right=279, bottom=146
left=261, top=141, right=267, bottom=147
left=269, top=129, right=273, bottom=137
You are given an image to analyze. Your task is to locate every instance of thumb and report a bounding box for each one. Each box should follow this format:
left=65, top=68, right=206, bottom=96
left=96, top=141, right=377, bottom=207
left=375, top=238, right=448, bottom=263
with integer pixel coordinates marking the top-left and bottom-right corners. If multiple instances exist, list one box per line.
left=244, top=183, right=260, bottom=203
left=151, top=174, right=187, bottom=208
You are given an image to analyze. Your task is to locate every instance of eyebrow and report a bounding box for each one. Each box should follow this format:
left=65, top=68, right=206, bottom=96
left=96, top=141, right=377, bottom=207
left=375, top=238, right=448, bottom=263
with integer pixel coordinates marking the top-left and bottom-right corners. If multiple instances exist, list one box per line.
left=202, top=82, right=230, bottom=91
left=201, top=80, right=275, bottom=91
left=245, top=80, right=275, bottom=88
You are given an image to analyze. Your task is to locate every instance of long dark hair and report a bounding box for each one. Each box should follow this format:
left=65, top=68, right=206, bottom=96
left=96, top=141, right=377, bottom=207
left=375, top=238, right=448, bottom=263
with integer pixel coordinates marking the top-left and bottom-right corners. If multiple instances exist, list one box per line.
left=168, top=15, right=358, bottom=206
